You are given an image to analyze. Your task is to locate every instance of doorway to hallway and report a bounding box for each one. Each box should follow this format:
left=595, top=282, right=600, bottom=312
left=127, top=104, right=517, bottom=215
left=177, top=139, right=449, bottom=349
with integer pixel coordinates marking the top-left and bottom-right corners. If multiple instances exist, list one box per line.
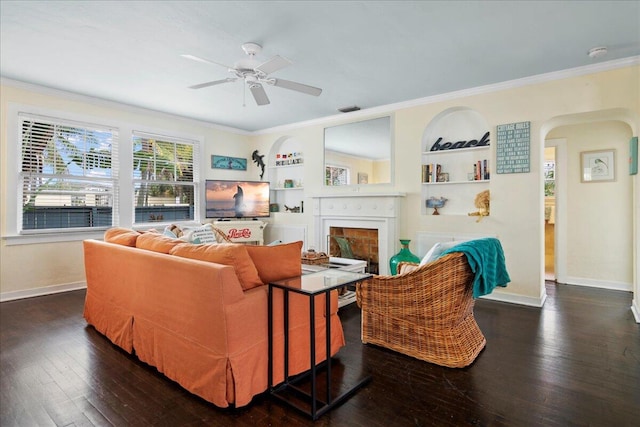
left=544, top=146, right=556, bottom=281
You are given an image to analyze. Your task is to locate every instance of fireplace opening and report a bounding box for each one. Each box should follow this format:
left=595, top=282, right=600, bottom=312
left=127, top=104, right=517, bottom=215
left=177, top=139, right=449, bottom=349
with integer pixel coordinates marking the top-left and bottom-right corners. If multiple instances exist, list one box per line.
left=328, top=227, right=379, bottom=274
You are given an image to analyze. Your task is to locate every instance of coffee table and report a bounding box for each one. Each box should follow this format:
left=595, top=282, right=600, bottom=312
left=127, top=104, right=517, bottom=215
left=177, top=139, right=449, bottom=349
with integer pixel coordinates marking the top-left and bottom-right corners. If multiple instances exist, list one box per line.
left=268, top=269, right=372, bottom=420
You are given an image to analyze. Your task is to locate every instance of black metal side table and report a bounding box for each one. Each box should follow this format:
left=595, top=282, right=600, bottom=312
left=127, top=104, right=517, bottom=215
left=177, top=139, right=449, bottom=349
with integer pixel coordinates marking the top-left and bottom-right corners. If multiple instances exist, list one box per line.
left=268, top=269, right=372, bottom=420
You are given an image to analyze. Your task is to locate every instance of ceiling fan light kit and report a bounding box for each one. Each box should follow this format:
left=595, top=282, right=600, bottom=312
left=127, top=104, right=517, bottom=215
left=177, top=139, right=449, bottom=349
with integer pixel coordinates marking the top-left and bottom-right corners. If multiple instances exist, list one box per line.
left=184, top=42, right=322, bottom=106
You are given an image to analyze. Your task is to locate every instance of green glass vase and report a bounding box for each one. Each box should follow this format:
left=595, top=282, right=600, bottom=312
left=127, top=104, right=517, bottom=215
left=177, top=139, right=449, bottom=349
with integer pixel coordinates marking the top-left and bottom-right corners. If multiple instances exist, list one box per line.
left=389, top=239, right=420, bottom=275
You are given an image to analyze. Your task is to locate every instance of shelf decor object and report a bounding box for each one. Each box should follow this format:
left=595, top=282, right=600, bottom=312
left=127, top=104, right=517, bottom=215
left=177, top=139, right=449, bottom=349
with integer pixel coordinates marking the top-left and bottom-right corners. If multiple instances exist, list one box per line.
left=389, top=239, right=420, bottom=275
left=468, top=190, right=490, bottom=222
left=581, top=149, right=616, bottom=182
left=426, top=196, right=448, bottom=215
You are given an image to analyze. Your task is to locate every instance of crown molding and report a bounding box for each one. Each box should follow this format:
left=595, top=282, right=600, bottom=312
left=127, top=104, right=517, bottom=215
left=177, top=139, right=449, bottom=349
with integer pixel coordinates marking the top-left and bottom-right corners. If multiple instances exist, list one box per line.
left=252, top=56, right=640, bottom=135
left=3, top=55, right=638, bottom=137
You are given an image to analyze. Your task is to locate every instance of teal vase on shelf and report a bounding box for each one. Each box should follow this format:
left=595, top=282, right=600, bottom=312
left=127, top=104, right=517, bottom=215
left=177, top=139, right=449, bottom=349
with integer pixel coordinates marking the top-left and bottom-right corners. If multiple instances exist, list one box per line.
left=389, top=239, right=420, bottom=275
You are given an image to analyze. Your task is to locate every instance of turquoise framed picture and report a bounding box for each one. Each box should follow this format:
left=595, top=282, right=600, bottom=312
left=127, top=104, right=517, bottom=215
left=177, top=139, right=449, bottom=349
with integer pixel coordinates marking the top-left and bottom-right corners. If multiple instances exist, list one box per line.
left=211, top=155, right=247, bottom=170
left=630, top=137, right=638, bottom=175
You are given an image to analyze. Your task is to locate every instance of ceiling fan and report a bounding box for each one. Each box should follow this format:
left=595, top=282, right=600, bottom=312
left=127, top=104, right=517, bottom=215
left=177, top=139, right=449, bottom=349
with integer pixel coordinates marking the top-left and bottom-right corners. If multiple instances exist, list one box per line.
left=182, top=42, right=322, bottom=106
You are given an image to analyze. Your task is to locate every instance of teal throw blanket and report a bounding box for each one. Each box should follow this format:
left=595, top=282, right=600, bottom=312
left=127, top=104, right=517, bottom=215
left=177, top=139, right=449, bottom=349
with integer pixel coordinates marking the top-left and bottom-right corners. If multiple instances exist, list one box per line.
left=440, top=237, right=511, bottom=298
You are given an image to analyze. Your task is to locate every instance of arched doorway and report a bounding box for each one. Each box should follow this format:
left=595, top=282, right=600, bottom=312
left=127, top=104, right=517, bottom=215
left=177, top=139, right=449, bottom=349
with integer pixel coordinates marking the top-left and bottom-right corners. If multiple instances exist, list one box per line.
left=540, top=109, right=638, bottom=317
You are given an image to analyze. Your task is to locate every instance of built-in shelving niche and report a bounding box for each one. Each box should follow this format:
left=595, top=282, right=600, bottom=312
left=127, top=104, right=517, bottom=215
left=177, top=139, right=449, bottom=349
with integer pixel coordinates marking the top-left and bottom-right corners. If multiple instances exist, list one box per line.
left=421, top=107, right=491, bottom=216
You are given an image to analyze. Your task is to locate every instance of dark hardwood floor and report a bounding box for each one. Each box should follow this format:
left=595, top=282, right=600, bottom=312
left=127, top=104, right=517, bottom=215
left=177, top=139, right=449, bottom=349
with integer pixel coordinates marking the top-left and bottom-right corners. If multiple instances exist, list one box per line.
left=1, top=283, right=638, bottom=426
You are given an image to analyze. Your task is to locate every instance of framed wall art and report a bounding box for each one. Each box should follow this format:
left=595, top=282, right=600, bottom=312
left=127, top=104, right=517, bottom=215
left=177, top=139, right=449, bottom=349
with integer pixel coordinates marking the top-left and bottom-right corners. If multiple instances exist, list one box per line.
left=211, top=155, right=247, bottom=170
left=581, top=149, right=615, bottom=183
left=630, top=137, right=638, bottom=175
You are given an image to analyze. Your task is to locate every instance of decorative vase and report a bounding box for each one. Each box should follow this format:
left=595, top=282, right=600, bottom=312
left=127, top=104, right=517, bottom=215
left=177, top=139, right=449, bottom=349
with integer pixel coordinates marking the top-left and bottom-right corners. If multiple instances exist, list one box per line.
left=389, top=239, right=420, bottom=275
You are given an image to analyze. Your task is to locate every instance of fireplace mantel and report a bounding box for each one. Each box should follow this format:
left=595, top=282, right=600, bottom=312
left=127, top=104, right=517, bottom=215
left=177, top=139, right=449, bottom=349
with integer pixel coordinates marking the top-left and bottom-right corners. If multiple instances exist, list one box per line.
left=309, top=192, right=405, bottom=199
left=311, top=193, right=405, bottom=218
left=312, top=193, right=405, bottom=275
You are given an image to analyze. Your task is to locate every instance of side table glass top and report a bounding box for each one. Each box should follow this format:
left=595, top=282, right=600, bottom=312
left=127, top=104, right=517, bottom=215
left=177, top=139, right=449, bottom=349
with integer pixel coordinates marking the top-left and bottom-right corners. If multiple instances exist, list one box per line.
left=271, top=270, right=372, bottom=294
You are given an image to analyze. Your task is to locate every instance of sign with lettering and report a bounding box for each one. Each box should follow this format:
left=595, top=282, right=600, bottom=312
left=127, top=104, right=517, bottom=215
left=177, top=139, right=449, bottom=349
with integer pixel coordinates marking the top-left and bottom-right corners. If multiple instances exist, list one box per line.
left=228, top=228, right=252, bottom=239
left=430, top=131, right=490, bottom=152
left=496, top=122, right=530, bottom=174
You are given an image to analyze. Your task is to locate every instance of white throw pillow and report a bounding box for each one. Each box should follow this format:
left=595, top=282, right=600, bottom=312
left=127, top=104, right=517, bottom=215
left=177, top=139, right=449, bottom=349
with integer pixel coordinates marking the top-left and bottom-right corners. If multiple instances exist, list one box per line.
left=185, top=225, right=218, bottom=245
left=189, top=227, right=218, bottom=245
left=419, top=240, right=466, bottom=266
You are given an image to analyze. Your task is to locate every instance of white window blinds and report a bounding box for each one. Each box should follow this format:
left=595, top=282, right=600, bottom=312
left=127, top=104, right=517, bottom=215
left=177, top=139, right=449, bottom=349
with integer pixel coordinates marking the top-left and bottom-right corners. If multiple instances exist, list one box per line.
left=18, top=113, right=118, bottom=232
left=132, top=131, right=198, bottom=224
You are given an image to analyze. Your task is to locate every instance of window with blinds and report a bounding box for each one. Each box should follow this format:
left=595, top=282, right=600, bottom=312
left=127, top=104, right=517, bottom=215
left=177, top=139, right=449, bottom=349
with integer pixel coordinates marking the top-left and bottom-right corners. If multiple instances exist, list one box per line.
left=325, top=165, right=350, bottom=186
left=19, top=114, right=118, bottom=232
left=132, top=132, right=197, bottom=224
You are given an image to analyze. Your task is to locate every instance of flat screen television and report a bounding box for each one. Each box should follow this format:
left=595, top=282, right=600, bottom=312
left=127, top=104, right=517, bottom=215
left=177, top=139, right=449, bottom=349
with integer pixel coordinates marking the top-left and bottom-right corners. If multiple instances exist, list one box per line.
left=205, top=180, right=270, bottom=219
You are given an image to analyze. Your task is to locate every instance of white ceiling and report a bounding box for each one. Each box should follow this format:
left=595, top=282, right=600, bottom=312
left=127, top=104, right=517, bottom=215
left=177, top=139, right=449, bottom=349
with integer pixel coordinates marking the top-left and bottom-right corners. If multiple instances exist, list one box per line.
left=1, top=1, right=639, bottom=133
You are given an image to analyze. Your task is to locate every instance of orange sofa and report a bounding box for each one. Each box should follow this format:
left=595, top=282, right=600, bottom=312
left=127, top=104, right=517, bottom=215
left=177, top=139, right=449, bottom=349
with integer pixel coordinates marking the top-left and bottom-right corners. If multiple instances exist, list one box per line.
left=83, top=229, right=345, bottom=408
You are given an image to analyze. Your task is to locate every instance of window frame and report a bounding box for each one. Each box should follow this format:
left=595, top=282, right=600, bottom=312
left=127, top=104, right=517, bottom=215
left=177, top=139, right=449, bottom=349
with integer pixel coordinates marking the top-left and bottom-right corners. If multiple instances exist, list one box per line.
left=325, top=164, right=350, bottom=186
left=18, top=112, right=119, bottom=234
left=4, top=103, right=204, bottom=245
left=131, top=131, right=200, bottom=226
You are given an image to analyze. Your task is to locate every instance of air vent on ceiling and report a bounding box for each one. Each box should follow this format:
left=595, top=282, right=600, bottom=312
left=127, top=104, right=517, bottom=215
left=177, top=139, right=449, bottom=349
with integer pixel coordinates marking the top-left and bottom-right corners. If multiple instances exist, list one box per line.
left=338, top=105, right=361, bottom=113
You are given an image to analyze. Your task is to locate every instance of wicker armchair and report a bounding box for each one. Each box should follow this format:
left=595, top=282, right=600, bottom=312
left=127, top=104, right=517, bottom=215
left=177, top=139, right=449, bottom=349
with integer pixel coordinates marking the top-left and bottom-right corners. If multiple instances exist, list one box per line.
left=356, top=252, right=486, bottom=368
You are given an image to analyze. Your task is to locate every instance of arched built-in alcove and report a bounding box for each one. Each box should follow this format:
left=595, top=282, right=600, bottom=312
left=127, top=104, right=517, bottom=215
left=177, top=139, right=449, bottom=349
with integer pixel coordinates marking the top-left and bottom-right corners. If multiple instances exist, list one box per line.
left=266, top=136, right=305, bottom=212
left=420, top=106, right=491, bottom=216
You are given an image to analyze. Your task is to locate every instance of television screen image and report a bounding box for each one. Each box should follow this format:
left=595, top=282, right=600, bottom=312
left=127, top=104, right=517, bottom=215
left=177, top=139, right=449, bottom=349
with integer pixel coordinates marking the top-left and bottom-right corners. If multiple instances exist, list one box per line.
left=205, top=180, right=270, bottom=219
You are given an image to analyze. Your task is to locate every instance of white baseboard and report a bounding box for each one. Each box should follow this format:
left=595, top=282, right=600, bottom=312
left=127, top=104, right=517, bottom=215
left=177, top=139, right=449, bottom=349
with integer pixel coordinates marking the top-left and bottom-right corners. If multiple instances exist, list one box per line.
left=479, top=289, right=547, bottom=308
left=0, top=281, right=87, bottom=302
left=632, top=299, right=640, bottom=323
left=564, top=276, right=632, bottom=292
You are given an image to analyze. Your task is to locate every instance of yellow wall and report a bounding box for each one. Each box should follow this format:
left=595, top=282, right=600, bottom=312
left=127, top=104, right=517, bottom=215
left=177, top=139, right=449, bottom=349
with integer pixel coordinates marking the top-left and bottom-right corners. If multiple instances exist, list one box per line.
left=251, top=65, right=639, bottom=307
left=0, top=83, right=253, bottom=298
left=1, top=64, right=639, bottom=309
left=548, top=121, right=633, bottom=287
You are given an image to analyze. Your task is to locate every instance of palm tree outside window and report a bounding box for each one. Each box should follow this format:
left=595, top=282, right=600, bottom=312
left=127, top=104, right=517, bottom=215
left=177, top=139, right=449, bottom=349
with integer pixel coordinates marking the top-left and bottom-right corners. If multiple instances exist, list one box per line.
left=132, top=132, right=197, bottom=224
left=19, top=114, right=116, bottom=231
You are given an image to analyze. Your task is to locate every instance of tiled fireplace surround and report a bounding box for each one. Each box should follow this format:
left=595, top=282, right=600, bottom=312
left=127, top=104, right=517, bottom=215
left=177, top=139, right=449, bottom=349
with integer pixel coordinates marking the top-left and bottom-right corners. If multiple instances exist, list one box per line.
left=312, top=193, right=405, bottom=276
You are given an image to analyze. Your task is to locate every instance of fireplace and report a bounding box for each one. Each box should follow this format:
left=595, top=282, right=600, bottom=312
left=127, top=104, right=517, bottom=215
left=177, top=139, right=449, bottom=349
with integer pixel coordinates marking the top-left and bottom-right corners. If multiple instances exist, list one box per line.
left=311, top=193, right=405, bottom=275
left=329, top=227, right=379, bottom=274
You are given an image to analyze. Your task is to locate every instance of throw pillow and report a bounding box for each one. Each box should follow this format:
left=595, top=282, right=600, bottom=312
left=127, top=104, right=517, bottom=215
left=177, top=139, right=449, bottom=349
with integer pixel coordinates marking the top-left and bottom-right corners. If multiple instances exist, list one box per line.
left=136, top=232, right=184, bottom=254
left=184, top=225, right=218, bottom=244
left=104, top=227, right=140, bottom=247
left=163, top=224, right=179, bottom=238
left=170, top=243, right=263, bottom=290
left=419, top=240, right=466, bottom=266
left=245, top=241, right=303, bottom=284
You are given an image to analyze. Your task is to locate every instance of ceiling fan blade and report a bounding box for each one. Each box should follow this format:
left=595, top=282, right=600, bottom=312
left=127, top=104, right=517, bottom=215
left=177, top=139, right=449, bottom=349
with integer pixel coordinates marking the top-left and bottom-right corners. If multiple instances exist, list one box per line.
left=255, top=55, right=292, bottom=75
left=181, top=54, right=233, bottom=70
left=188, top=78, right=237, bottom=89
left=272, top=78, right=322, bottom=96
left=249, top=83, right=270, bottom=106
